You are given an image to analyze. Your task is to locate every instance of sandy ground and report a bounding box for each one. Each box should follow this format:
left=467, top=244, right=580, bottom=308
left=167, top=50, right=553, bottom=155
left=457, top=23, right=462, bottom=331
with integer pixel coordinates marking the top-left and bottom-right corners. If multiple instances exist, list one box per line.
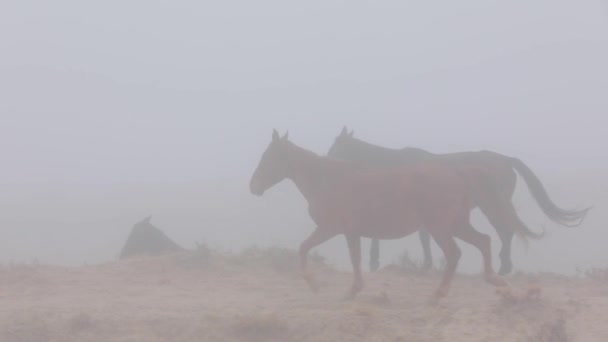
left=0, top=248, right=607, bottom=342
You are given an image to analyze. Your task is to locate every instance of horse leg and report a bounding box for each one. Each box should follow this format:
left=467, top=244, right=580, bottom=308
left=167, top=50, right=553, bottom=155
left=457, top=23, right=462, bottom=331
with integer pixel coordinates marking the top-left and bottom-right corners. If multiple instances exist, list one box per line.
left=369, top=238, right=380, bottom=272
left=419, top=229, right=433, bottom=271
left=497, top=169, right=517, bottom=275
left=496, top=226, right=514, bottom=275
left=299, top=227, right=337, bottom=292
left=493, top=168, right=517, bottom=275
left=428, top=231, right=461, bottom=298
left=454, top=223, right=508, bottom=287
left=345, top=234, right=364, bottom=299
left=479, top=201, right=515, bottom=275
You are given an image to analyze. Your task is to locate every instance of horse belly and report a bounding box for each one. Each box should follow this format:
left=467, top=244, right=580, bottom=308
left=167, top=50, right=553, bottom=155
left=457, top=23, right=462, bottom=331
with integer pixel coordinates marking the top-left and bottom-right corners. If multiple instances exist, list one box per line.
left=336, top=175, right=421, bottom=239
left=351, top=204, right=421, bottom=240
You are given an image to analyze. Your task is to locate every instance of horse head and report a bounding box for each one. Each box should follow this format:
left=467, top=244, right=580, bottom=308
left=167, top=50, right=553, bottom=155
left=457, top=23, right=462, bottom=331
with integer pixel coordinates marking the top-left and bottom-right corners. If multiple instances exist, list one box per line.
left=133, top=215, right=153, bottom=232
left=327, top=126, right=355, bottom=159
left=250, top=129, right=290, bottom=196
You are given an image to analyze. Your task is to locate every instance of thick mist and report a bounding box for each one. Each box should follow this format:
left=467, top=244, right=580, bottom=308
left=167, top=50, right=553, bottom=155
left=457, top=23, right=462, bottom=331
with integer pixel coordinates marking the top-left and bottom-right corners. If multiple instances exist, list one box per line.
left=1, top=1, right=607, bottom=275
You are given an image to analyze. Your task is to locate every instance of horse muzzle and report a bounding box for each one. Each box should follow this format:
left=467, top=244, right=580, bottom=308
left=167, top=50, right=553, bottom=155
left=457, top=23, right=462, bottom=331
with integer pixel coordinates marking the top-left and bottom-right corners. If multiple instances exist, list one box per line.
left=249, top=180, right=265, bottom=196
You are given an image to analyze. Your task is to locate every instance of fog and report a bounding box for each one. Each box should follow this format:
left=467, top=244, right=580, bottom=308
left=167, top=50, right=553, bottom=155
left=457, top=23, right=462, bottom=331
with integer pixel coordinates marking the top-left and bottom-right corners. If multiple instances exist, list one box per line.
left=1, top=1, right=607, bottom=275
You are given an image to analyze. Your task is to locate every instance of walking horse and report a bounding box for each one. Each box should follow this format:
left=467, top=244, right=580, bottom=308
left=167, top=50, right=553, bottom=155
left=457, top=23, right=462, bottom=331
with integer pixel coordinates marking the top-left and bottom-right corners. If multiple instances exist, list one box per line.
left=328, top=127, right=590, bottom=274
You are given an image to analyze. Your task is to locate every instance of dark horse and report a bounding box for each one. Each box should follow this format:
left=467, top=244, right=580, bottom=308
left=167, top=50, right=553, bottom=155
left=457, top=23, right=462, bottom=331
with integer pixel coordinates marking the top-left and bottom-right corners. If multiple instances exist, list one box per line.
left=328, top=127, right=590, bottom=274
left=249, top=130, right=538, bottom=299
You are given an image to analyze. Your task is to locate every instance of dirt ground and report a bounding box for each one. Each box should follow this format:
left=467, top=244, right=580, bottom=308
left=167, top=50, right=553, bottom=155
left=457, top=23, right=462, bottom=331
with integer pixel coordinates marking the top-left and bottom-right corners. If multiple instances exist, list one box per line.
left=0, top=248, right=607, bottom=342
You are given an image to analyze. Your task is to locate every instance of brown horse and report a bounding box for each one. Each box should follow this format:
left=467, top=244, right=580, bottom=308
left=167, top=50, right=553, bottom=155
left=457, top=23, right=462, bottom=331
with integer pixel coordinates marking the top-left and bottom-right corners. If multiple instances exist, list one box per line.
left=328, top=127, right=590, bottom=274
left=250, top=130, right=525, bottom=299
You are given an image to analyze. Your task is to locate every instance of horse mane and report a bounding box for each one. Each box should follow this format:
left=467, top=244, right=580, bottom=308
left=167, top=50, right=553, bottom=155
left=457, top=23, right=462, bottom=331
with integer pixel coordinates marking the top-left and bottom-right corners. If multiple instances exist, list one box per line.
left=353, top=137, right=433, bottom=155
left=286, top=140, right=361, bottom=175
left=349, top=137, right=402, bottom=153
left=344, top=136, right=432, bottom=165
left=400, top=146, right=428, bottom=153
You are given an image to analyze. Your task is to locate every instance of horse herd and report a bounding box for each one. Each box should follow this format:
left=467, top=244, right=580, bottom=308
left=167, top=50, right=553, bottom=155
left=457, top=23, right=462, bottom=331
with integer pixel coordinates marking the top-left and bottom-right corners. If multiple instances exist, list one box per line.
left=249, top=127, right=590, bottom=300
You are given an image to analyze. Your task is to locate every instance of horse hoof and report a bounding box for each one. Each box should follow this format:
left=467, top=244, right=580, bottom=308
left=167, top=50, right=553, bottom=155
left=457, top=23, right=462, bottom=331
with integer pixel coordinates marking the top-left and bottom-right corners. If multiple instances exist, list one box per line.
left=302, top=273, right=319, bottom=293
left=498, top=267, right=512, bottom=276
left=486, top=275, right=508, bottom=287
left=343, top=285, right=363, bottom=300
left=432, top=287, right=448, bottom=300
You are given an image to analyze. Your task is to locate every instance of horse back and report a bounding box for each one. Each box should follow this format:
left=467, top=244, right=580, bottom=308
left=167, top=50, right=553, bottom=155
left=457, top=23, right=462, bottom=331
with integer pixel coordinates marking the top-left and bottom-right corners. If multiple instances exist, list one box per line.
left=308, top=162, right=474, bottom=238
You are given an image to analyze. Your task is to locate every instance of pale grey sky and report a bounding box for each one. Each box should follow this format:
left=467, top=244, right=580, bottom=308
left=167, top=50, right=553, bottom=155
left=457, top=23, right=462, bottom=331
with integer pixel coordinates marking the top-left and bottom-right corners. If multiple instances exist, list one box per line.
left=1, top=1, right=607, bottom=183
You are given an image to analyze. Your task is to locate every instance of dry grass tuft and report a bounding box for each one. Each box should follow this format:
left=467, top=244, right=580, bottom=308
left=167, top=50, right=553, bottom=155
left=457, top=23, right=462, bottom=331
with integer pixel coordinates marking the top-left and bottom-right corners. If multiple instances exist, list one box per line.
left=585, top=267, right=608, bottom=282
left=233, top=246, right=325, bottom=274
left=173, top=242, right=213, bottom=269
left=496, top=284, right=542, bottom=307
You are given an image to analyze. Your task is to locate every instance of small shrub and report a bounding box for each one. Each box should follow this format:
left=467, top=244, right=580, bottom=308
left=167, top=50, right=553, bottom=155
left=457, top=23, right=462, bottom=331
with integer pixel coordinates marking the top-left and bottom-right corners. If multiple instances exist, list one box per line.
left=175, top=242, right=213, bottom=269
left=496, top=285, right=542, bottom=307
left=585, top=267, right=608, bottom=282
left=194, top=242, right=212, bottom=261
left=235, top=246, right=325, bottom=274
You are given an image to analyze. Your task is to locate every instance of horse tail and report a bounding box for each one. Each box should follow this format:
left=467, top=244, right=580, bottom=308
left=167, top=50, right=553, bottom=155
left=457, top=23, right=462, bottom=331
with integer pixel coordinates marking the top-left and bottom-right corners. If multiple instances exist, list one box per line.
left=508, top=157, right=591, bottom=227
left=497, top=192, right=545, bottom=241
left=476, top=166, right=545, bottom=243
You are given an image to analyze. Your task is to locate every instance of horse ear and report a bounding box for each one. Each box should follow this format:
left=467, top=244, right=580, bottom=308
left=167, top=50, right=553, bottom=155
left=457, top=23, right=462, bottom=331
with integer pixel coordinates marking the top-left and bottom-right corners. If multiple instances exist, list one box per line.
left=348, top=130, right=354, bottom=137
left=340, top=126, right=348, bottom=136
left=142, top=216, right=152, bottom=224
left=282, top=131, right=289, bottom=141
left=272, top=129, right=280, bottom=141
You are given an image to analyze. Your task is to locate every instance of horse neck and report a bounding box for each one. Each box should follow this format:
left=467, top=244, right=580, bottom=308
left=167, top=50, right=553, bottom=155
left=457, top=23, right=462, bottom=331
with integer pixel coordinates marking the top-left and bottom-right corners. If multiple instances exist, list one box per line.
left=348, top=139, right=408, bottom=164
left=285, top=143, right=347, bottom=200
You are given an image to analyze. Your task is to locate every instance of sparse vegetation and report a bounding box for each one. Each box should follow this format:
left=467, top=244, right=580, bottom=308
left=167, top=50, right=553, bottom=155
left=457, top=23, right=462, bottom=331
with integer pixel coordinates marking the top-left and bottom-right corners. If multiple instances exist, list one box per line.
left=174, top=242, right=214, bottom=269
left=0, top=247, right=596, bottom=341
left=173, top=244, right=327, bottom=276
left=496, top=285, right=543, bottom=307
left=230, top=245, right=325, bottom=274
left=194, top=242, right=213, bottom=259
left=584, top=267, right=608, bottom=282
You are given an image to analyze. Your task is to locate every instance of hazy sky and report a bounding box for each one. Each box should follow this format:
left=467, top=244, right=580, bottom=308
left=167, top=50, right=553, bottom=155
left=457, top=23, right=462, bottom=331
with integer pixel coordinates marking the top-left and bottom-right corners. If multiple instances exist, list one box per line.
left=0, top=1, right=607, bottom=270
left=1, top=1, right=607, bottom=184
